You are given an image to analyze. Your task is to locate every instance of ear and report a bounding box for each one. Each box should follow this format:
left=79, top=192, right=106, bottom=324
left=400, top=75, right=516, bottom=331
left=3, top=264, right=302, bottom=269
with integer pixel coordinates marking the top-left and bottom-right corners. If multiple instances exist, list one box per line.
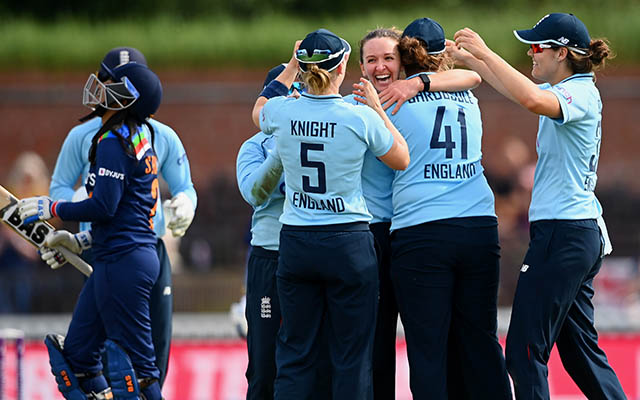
left=337, top=55, right=349, bottom=76
left=359, top=61, right=366, bottom=77
left=557, top=47, right=569, bottom=62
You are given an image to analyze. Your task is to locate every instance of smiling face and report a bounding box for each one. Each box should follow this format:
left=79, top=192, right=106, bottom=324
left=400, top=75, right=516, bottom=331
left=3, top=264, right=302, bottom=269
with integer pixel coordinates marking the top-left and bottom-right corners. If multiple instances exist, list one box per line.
left=359, top=37, right=402, bottom=92
left=528, top=45, right=560, bottom=82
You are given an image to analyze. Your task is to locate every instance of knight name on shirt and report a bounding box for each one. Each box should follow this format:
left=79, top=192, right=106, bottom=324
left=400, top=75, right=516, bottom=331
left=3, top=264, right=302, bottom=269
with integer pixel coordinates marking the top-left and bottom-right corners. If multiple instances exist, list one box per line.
left=408, top=90, right=475, bottom=105
left=291, top=120, right=337, bottom=138
left=424, top=161, right=478, bottom=180
left=292, top=191, right=345, bottom=213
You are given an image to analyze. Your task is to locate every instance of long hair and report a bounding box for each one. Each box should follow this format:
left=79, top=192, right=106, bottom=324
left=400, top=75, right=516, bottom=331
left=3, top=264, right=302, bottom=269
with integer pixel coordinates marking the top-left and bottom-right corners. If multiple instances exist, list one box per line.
left=88, top=109, right=155, bottom=165
left=301, top=64, right=335, bottom=94
left=566, top=38, right=614, bottom=74
left=398, top=36, right=453, bottom=76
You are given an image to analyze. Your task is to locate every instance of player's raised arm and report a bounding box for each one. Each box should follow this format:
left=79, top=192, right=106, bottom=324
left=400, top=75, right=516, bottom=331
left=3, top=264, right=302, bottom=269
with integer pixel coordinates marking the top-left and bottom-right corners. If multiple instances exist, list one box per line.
left=251, top=41, right=301, bottom=128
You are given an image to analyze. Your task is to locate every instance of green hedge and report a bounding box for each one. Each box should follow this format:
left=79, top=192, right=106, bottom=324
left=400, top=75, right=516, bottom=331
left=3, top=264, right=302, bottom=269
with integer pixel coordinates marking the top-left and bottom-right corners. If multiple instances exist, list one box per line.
left=0, top=4, right=638, bottom=70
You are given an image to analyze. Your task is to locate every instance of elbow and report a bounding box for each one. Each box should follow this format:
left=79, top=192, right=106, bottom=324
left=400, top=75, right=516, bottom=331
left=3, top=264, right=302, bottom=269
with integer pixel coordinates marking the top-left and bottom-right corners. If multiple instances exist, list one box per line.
left=397, top=154, right=410, bottom=171
left=251, top=111, right=260, bottom=129
left=470, top=72, right=482, bottom=88
left=389, top=153, right=410, bottom=171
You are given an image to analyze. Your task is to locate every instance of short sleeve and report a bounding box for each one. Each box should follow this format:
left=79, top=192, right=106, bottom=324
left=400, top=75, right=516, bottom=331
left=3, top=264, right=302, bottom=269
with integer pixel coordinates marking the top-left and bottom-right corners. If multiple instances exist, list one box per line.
left=359, top=107, right=394, bottom=157
left=548, top=82, right=590, bottom=125
left=259, top=97, right=286, bottom=135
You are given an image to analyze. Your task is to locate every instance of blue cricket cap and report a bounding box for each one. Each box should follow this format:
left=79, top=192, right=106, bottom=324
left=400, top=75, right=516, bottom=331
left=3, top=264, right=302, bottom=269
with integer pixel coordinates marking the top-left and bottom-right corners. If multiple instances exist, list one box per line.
left=98, top=47, right=148, bottom=82
left=514, top=13, right=590, bottom=54
left=296, top=29, right=351, bottom=72
left=402, top=18, right=446, bottom=54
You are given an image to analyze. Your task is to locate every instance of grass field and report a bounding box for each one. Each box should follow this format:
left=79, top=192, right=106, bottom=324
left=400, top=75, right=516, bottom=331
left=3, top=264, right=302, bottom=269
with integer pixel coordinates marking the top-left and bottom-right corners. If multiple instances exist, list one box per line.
left=1, top=4, right=639, bottom=71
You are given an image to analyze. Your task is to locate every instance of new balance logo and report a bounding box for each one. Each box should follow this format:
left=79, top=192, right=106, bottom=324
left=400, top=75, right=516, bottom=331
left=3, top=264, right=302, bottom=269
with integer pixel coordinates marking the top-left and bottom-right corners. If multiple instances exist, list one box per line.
left=521, top=264, right=530, bottom=272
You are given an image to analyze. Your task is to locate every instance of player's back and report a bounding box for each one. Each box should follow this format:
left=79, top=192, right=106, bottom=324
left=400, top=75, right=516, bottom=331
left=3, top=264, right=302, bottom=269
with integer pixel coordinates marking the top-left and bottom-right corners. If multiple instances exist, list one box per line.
left=262, top=93, right=393, bottom=226
left=390, top=89, right=495, bottom=230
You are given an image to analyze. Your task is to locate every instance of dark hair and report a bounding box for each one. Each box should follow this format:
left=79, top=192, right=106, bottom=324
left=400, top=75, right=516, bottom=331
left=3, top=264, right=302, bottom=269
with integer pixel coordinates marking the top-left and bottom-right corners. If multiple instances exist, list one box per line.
left=566, top=38, right=614, bottom=74
left=78, top=106, right=106, bottom=123
left=301, top=64, right=334, bottom=94
left=88, top=109, right=155, bottom=165
left=358, top=27, right=402, bottom=63
left=398, top=36, right=453, bottom=76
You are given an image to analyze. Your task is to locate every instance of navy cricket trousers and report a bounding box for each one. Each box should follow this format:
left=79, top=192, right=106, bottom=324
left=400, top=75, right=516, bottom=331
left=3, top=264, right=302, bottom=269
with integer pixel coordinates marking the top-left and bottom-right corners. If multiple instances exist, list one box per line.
left=370, top=222, right=398, bottom=400
left=64, top=244, right=161, bottom=381
left=506, top=219, right=627, bottom=400
left=245, top=246, right=281, bottom=400
left=275, top=223, right=378, bottom=400
left=149, top=238, right=172, bottom=387
left=390, top=217, right=512, bottom=400
left=82, top=239, right=172, bottom=386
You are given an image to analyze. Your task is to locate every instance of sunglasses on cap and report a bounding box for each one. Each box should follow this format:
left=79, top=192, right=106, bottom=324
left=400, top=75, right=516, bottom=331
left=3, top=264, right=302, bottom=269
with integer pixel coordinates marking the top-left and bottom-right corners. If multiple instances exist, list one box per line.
left=289, top=81, right=305, bottom=95
left=530, top=43, right=559, bottom=53
left=296, top=48, right=346, bottom=63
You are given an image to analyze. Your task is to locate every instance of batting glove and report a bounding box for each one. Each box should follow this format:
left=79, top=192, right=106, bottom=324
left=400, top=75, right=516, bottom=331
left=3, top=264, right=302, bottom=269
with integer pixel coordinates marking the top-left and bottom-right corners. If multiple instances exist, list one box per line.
left=44, top=230, right=93, bottom=255
left=18, top=196, right=60, bottom=224
left=164, top=192, right=195, bottom=237
left=39, top=247, right=68, bottom=270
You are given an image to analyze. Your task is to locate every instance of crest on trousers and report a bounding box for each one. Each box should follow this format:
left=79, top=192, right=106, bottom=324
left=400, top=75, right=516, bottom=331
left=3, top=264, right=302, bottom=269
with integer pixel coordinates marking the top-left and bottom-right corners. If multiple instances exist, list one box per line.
left=261, top=296, right=272, bottom=319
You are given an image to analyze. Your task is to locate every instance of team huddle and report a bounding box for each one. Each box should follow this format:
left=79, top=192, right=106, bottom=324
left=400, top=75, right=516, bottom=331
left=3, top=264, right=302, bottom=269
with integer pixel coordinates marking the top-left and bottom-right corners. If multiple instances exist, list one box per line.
left=241, top=12, right=625, bottom=400
left=8, top=10, right=625, bottom=400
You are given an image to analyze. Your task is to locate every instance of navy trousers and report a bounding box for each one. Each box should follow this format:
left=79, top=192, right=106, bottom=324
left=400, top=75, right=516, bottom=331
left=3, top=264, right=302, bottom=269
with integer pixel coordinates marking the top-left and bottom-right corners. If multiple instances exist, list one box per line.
left=149, top=238, right=172, bottom=387
left=370, top=222, right=398, bottom=400
left=275, top=223, right=378, bottom=400
left=506, top=219, right=627, bottom=400
left=83, top=238, right=172, bottom=386
left=390, top=217, right=512, bottom=400
left=64, top=244, right=160, bottom=381
left=245, top=246, right=281, bottom=400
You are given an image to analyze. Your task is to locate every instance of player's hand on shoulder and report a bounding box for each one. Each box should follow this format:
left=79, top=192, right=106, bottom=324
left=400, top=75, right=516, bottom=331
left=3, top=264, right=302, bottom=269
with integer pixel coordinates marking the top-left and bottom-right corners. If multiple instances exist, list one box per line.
left=18, top=196, right=60, bottom=224
left=39, top=247, right=67, bottom=270
left=379, top=79, right=421, bottom=115
left=44, top=230, right=93, bottom=255
left=164, top=192, right=196, bottom=237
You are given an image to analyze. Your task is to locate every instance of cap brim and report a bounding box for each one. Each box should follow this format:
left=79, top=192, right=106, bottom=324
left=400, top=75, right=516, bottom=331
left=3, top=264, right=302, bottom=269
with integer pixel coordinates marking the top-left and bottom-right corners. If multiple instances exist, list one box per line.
left=299, top=37, right=351, bottom=73
left=513, top=29, right=549, bottom=44
left=340, top=37, right=352, bottom=55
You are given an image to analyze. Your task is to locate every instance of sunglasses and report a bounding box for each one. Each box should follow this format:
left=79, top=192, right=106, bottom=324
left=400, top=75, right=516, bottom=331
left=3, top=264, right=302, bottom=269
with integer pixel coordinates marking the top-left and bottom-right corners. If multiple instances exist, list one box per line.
left=530, top=43, right=559, bottom=54
left=296, top=48, right=345, bottom=63
left=289, top=81, right=306, bottom=95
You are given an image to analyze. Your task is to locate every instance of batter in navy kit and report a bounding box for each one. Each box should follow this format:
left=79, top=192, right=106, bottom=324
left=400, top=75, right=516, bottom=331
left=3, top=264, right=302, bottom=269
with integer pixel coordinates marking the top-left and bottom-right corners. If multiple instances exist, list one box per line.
left=252, top=29, right=409, bottom=400
left=45, top=47, right=197, bottom=390
left=19, top=62, right=164, bottom=400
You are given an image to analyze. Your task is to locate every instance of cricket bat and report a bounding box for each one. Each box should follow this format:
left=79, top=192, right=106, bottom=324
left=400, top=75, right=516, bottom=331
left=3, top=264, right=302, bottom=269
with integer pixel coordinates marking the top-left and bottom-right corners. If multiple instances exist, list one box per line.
left=0, top=185, right=93, bottom=277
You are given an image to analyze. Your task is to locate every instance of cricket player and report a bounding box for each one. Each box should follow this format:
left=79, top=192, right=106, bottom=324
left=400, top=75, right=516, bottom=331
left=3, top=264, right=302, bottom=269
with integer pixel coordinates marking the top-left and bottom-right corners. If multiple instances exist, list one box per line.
left=20, top=62, right=165, bottom=399
left=252, top=29, right=409, bottom=400
left=47, top=47, right=197, bottom=388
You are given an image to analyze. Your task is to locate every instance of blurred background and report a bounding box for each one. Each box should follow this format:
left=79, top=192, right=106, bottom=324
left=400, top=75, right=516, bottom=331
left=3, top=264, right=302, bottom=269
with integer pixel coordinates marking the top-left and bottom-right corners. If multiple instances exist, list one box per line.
left=0, top=0, right=639, bottom=398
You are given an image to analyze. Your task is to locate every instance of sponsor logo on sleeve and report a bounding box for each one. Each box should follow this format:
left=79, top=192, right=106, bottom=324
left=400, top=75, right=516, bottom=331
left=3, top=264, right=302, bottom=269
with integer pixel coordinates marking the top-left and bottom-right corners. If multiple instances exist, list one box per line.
left=98, top=168, right=125, bottom=180
left=555, top=86, right=572, bottom=104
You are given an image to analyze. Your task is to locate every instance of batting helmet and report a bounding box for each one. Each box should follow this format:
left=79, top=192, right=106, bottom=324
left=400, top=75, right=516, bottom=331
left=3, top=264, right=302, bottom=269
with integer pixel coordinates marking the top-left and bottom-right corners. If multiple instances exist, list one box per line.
left=111, top=63, right=163, bottom=121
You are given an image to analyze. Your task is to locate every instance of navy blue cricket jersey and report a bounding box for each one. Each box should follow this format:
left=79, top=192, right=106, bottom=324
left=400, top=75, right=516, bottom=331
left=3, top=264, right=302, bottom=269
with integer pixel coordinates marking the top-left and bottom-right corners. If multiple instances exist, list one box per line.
left=56, top=124, right=158, bottom=260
